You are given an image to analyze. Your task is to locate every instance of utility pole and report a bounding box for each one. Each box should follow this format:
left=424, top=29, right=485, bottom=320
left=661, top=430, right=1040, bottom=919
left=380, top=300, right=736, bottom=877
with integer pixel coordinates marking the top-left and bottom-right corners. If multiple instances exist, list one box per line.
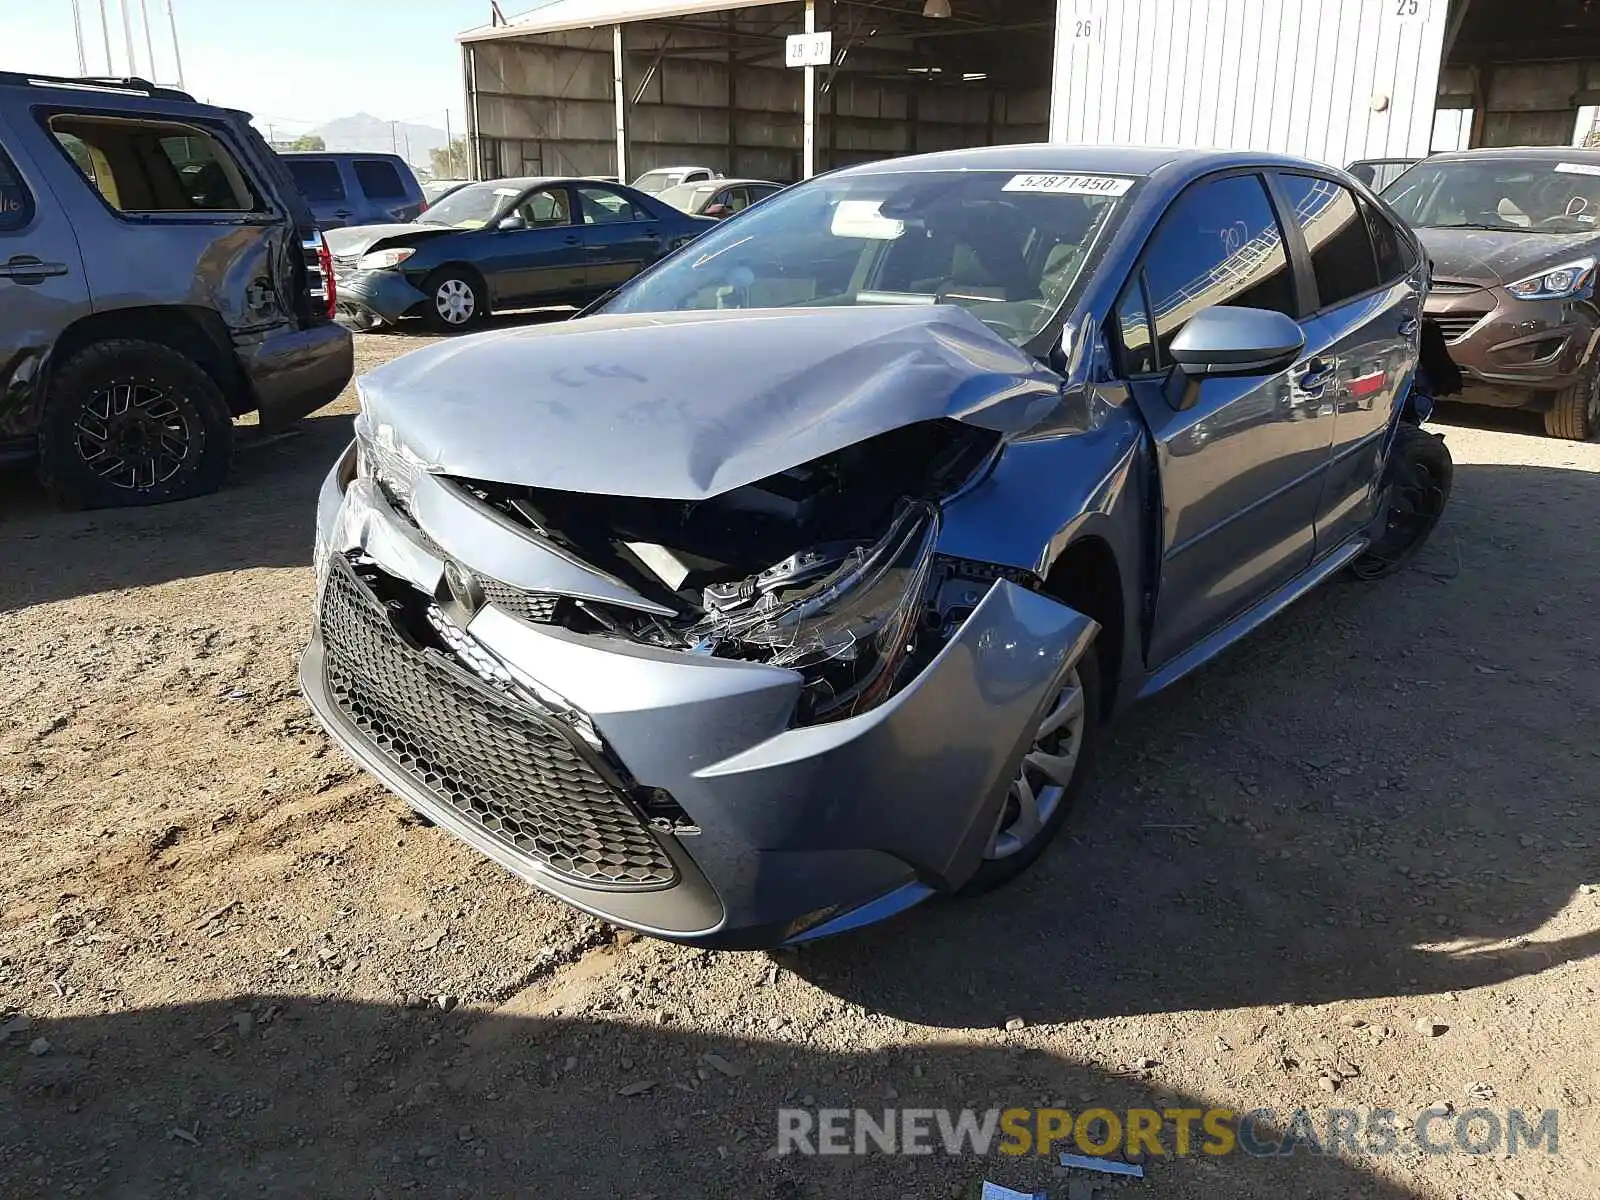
left=119, top=0, right=137, bottom=78
left=165, top=0, right=184, bottom=87
left=140, top=0, right=157, bottom=83
left=98, top=0, right=113, bottom=74
left=444, top=109, right=454, bottom=175
left=71, top=0, right=88, bottom=74
left=390, top=121, right=399, bottom=154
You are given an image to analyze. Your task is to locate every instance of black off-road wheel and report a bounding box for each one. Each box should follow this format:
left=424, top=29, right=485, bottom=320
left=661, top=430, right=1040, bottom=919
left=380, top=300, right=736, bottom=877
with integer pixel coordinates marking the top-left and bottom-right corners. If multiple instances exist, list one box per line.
left=958, top=645, right=1102, bottom=896
left=1542, top=362, right=1600, bottom=441
left=38, top=339, right=234, bottom=510
left=1351, top=423, right=1453, bottom=581
left=421, top=267, right=488, bottom=333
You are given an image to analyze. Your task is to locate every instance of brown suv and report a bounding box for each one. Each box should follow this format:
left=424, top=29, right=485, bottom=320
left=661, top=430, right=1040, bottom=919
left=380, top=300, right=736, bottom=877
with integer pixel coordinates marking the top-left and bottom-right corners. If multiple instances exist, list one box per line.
left=1382, top=147, right=1599, bottom=439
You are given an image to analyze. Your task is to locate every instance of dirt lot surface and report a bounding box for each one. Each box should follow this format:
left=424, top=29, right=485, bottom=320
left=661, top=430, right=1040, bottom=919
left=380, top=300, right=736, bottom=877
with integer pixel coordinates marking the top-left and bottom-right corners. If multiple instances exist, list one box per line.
left=2, top=321, right=1598, bottom=1199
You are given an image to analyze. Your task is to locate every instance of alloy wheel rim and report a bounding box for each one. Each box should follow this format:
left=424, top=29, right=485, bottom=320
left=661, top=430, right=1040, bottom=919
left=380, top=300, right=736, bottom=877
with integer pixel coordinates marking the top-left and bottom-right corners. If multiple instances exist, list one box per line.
left=435, top=278, right=476, bottom=325
left=1587, top=371, right=1600, bottom=429
left=73, top=381, right=193, bottom=491
left=986, top=665, right=1086, bottom=860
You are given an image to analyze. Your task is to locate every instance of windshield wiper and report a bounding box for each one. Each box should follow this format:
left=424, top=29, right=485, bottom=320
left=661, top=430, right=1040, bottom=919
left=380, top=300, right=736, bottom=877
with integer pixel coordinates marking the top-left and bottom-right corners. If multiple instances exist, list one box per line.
left=1425, top=221, right=1522, bottom=232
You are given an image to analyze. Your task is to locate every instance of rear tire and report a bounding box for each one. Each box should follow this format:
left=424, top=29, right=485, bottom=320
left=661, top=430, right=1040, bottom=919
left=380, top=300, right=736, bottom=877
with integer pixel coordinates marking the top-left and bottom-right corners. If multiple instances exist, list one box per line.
left=38, top=339, right=234, bottom=510
left=958, top=644, right=1101, bottom=896
left=1542, top=363, right=1600, bottom=440
left=422, top=267, right=487, bottom=334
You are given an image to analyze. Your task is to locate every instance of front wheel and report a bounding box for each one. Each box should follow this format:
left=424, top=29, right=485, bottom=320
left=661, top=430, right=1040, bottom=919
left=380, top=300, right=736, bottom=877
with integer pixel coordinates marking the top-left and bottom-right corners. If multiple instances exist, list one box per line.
left=958, top=645, right=1101, bottom=895
left=1351, top=423, right=1452, bottom=580
left=38, top=339, right=234, bottom=509
left=422, top=268, right=487, bottom=333
left=1542, top=363, right=1600, bottom=441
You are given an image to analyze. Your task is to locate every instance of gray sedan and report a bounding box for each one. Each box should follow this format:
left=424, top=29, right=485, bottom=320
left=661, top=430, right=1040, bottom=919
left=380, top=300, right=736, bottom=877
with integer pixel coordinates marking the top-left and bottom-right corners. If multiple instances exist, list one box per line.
left=302, top=145, right=1448, bottom=948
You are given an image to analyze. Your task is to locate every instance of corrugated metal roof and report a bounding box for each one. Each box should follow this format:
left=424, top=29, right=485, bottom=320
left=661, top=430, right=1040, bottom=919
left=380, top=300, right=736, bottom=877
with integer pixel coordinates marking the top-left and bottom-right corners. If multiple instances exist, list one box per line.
left=459, top=0, right=785, bottom=43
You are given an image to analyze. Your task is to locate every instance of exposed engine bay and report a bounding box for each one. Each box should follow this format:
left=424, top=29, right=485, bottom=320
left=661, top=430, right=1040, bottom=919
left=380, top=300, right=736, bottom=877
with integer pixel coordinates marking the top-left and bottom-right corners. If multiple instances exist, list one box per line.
left=440, top=420, right=1016, bottom=725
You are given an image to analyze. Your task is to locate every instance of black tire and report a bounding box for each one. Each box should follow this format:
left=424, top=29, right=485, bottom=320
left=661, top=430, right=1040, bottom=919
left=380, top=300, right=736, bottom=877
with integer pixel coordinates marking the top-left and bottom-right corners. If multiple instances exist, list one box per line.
left=958, top=643, right=1102, bottom=895
left=1351, top=423, right=1452, bottom=581
left=1542, top=362, right=1600, bottom=441
left=38, top=339, right=234, bottom=510
left=421, top=267, right=488, bottom=333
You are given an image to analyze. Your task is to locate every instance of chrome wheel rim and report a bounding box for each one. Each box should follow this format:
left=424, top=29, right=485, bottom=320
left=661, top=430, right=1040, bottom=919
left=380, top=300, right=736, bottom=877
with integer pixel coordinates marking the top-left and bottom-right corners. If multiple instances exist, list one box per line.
left=986, top=666, right=1086, bottom=860
left=435, top=278, right=476, bottom=325
left=73, top=381, right=193, bottom=491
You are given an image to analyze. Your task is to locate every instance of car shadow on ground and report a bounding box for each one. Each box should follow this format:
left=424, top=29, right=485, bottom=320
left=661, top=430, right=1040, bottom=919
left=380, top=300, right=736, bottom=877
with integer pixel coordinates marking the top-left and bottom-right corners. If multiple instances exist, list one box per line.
left=788, top=460, right=1600, bottom=1028
left=1, top=997, right=1438, bottom=1198
left=0, top=411, right=354, bottom=615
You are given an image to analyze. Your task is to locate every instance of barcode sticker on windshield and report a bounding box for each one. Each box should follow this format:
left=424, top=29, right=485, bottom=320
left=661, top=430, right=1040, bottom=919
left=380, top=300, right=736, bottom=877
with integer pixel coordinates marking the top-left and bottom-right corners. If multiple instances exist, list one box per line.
left=1003, top=173, right=1134, bottom=196
left=1555, top=162, right=1600, bottom=177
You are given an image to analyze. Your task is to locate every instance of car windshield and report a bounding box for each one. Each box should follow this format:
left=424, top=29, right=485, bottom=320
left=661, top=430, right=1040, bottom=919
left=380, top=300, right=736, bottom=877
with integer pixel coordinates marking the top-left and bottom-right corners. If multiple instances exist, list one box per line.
left=418, top=181, right=514, bottom=229
left=634, top=170, right=690, bottom=194
left=602, top=169, right=1128, bottom=347
left=659, top=182, right=717, bottom=212
left=1383, top=158, right=1600, bottom=234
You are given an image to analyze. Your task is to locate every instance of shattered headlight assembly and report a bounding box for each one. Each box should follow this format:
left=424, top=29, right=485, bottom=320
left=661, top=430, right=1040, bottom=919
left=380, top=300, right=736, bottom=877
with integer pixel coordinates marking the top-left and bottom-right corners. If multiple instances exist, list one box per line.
left=1504, top=257, right=1596, bottom=301
left=702, top=504, right=940, bottom=725
left=355, top=247, right=417, bottom=272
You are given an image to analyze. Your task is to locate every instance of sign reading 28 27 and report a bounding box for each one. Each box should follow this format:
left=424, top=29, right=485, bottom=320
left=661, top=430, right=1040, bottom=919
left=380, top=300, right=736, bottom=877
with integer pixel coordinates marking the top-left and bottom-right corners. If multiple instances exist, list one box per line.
left=1003, top=174, right=1134, bottom=197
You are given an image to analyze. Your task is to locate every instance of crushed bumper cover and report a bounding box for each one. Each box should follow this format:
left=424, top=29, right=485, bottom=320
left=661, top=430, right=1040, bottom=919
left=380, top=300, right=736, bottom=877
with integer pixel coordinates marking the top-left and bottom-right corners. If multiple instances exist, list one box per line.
left=238, top=321, right=353, bottom=432
left=301, top=458, right=1096, bottom=947
left=335, top=270, right=431, bottom=328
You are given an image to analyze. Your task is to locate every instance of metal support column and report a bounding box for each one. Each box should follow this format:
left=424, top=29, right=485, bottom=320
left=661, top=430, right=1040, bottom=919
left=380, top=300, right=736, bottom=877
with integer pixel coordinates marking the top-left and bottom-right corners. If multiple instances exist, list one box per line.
left=614, top=23, right=629, bottom=184
left=803, top=0, right=816, bottom=179
left=463, top=43, right=481, bottom=180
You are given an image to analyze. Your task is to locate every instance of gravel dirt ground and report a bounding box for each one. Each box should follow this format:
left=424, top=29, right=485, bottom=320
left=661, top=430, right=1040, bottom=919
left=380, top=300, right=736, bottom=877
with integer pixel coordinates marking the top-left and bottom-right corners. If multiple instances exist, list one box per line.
left=2, top=321, right=1597, bottom=1200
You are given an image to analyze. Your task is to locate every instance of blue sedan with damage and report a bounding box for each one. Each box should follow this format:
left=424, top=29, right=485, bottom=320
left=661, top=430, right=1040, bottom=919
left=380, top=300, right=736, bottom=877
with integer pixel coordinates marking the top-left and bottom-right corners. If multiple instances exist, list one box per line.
left=301, top=145, right=1452, bottom=948
left=325, top=177, right=713, bottom=333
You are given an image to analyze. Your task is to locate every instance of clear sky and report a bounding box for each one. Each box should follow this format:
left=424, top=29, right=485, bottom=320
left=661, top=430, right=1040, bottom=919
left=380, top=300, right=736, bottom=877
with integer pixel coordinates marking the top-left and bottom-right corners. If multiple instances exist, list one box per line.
left=4, top=0, right=498, bottom=134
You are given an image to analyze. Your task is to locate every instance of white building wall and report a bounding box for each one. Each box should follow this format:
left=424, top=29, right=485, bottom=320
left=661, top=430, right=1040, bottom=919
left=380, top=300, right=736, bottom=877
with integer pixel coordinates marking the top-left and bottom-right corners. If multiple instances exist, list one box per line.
left=1050, top=0, right=1448, bottom=167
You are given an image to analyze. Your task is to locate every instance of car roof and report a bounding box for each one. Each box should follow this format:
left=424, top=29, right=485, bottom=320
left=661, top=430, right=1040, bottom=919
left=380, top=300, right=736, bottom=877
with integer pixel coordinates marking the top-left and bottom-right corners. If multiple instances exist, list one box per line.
left=640, top=165, right=714, bottom=174
left=1421, top=146, right=1600, bottom=164
left=693, top=178, right=779, bottom=188
left=827, top=143, right=1339, bottom=180
left=0, top=71, right=243, bottom=117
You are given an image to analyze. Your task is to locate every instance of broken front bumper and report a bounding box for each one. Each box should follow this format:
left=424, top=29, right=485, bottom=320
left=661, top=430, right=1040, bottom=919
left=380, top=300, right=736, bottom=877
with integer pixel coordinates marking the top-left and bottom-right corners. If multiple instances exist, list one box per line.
left=334, top=269, right=431, bottom=328
left=300, top=453, right=1095, bottom=947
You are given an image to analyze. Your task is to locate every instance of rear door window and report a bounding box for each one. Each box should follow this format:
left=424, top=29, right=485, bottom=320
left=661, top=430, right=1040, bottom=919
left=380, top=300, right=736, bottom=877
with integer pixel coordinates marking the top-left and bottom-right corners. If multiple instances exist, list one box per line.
left=577, top=185, right=644, bottom=224
left=1141, top=173, right=1298, bottom=360
left=45, top=113, right=263, bottom=213
left=1275, top=174, right=1383, bottom=309
left=0, top=143, right=34, bottom=231
left=286, top=157, right=346, bottom=202
left=353, top=158, right=407, bottom=200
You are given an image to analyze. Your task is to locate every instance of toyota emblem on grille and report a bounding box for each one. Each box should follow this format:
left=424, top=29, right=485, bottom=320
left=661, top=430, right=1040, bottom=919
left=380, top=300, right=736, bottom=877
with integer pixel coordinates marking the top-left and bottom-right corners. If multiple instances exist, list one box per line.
left=443, top=560, right=484, bottom=612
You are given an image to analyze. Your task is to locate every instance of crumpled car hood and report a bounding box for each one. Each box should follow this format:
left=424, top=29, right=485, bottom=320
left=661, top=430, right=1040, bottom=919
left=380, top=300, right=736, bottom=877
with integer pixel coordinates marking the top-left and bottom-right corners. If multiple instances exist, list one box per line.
left=325, top=222, right=456, bottom=259
left=356, top=306, right=1065, bottom=500
left=1417, top=226, right=1597, bottom=286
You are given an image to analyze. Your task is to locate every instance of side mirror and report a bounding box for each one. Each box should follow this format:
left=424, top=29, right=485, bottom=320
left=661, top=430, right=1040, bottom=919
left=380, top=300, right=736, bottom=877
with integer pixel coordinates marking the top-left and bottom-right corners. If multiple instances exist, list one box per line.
left=703, top=204, right=733, bottom=219
left=1169, top=306, right=1305, bottom=379
left=496, top=214, right=527, bottom=231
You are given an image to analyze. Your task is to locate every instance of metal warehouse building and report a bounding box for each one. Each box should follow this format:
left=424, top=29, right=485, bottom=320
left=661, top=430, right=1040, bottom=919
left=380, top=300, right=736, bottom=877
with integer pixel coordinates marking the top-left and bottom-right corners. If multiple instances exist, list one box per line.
left=456, top=0, right=1600, bottom=183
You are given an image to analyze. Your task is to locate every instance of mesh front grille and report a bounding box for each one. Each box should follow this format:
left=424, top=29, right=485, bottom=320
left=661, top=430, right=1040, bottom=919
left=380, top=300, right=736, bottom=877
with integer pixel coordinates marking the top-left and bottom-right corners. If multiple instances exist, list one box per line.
left=319, top=559, right=677, bottom=889
left=1431, top=311, right=1489, bottom=343
left=480, top=579, right=562, bottom=625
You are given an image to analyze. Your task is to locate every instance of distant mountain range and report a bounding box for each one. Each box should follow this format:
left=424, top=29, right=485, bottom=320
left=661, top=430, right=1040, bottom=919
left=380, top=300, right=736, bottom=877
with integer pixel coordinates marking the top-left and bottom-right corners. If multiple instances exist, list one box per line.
left=306, top=113, right=451, bottom=171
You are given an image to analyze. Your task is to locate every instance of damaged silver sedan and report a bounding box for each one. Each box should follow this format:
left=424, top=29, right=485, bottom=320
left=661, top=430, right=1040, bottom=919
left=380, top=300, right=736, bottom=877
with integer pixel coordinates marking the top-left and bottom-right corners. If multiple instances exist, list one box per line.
left=302, top=146, right=1449, bottom=947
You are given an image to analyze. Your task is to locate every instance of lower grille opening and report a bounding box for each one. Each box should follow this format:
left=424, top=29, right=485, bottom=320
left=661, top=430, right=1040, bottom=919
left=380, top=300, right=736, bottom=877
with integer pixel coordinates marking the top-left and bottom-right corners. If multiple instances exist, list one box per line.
left=319, top=557, right=678, bottom=890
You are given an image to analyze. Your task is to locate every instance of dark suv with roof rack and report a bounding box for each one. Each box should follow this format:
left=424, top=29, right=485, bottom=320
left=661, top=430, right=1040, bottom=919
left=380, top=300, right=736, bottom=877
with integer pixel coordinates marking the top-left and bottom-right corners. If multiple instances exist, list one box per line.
left=0, top=72, right=353, bottom=507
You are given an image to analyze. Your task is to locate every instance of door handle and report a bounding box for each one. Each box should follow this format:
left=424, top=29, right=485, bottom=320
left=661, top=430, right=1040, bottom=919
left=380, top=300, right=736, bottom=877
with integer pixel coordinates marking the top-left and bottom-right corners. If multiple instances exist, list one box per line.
left=1398, top=316, right=1420, bottom=337
left=0, top=256, right=69, bottom=284
left=564, top=235, right=583, bottom=246
left=332, top=209, right=353, bottom=219
left=1296, top=359, right=1338, bottom=393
